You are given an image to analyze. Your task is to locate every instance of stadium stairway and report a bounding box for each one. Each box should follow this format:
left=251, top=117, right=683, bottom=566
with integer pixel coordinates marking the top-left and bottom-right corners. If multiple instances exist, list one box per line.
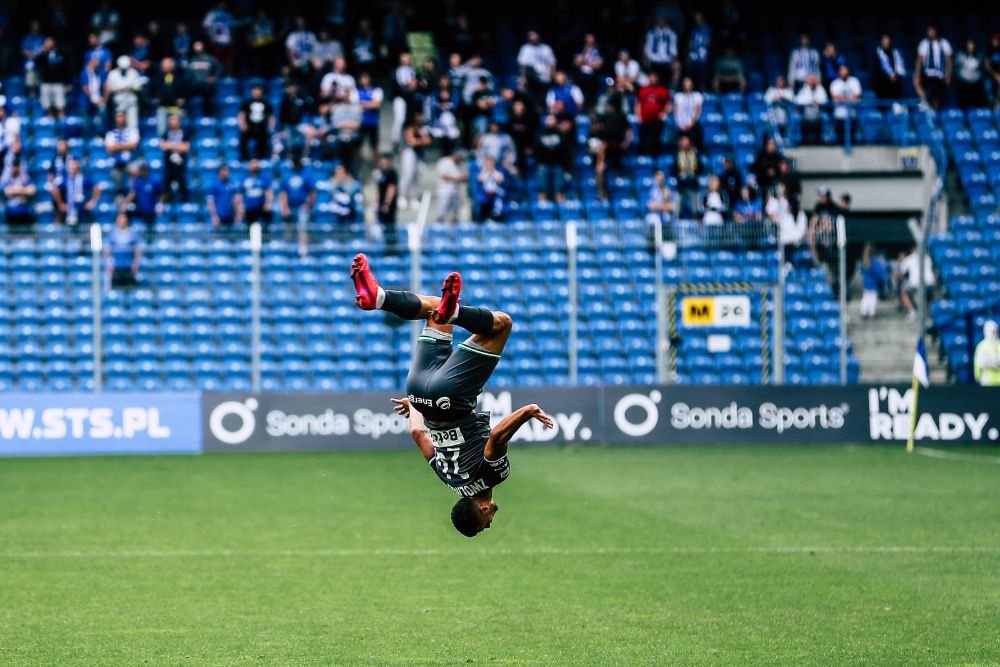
left=848, top=308, right=947, bottom=383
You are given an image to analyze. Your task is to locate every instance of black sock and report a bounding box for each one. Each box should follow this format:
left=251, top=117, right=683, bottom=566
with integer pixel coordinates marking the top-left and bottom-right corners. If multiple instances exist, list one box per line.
left=454, top=306, right=495, bottom=335
left=381, top=290, right=424, bottom=319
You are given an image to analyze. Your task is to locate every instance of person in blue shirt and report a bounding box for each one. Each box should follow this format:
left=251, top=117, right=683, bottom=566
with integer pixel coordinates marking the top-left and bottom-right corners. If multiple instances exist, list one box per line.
left=126, top=162, right=164, bottom=238
left=686, top=12, right=712, bottom=91
left=279, top=158, right=317, bottom=256
left=104, top=212, right=142, bottom=289
left=329, top=163, right=362, bottom=223
left=54, top=157, right=102, bottom=227
left=859, top=243, right=887, bottom=319
left=357, top=73, right=384, bottom=157
left=207, top=164, right=238, bottom=228
left=2, top=161, right=37, bottom=232
left=20, top=20, right=46, bottom=96
left=236, top=159, right=273, bottom=226
left=84, top=32, right=113, bottom=77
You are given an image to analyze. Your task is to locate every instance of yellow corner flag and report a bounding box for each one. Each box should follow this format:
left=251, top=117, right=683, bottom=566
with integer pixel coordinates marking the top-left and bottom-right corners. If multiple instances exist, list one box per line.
left=906, top=338, right=930, bottom=453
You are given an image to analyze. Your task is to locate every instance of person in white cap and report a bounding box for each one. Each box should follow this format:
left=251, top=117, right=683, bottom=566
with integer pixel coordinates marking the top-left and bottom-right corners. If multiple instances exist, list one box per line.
left=974, top=320, right=1000, bottom=387
left=104, top=55, right=144, bottom=129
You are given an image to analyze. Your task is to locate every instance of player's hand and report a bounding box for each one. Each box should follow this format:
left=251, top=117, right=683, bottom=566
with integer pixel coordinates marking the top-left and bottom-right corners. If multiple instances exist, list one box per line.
left=391, top=397, right=411, bottom=417
left=527, top=404, right=554, bottom=429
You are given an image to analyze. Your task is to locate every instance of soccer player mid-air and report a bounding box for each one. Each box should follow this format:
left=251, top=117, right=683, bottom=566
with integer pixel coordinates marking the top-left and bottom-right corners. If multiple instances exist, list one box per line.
left=351, top=253, right=553, bottom=537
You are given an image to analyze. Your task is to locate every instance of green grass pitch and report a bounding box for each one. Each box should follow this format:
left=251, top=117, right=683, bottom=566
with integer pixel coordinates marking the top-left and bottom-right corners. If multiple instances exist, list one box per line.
left=1, top=445, right=999, bottom=666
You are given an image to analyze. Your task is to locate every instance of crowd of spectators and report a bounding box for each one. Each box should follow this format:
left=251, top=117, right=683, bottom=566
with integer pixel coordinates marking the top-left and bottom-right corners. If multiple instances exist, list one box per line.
left=0, top=3, right=997, bottom=260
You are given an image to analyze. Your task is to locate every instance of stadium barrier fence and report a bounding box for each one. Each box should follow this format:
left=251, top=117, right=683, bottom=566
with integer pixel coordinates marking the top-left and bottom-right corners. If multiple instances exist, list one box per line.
left=2, top=385, right=997, bottom=456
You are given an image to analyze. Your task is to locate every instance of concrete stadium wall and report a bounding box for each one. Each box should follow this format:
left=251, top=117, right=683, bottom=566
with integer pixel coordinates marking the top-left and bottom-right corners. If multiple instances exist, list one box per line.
left=1, top=386, right=998, bottom=456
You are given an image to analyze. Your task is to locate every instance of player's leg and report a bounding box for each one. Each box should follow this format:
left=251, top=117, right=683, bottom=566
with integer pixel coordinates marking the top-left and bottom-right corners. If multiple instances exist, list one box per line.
left=430, top=271, right=513, bottom=356
left=351, top=253, right=441, bottom=318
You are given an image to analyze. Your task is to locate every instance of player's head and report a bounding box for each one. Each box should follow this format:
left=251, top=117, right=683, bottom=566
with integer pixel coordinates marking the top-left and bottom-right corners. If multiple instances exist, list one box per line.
left=451, top=497, right=497, bottom=537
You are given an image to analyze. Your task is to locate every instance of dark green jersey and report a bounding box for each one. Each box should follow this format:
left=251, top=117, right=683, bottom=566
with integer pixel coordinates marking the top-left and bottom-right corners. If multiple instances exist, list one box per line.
left=426, top=412, right=510, bottom=497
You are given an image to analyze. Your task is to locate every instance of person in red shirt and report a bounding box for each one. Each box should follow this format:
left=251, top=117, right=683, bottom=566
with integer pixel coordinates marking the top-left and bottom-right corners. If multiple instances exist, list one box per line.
left=636, top=71, right=671, bottom=157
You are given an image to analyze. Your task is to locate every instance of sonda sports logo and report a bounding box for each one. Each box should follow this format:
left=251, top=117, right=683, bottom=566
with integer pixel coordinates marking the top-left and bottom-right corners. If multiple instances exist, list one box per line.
left=868, top=386, right=999, bottom=442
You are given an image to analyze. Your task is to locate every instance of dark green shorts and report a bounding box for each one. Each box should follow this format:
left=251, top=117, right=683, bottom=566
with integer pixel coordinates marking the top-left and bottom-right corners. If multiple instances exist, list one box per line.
left=405, top=334, right=501, bottom=423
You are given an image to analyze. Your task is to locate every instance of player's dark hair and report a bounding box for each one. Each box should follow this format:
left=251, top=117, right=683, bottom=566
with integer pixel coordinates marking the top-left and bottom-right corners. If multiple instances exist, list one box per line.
left=451, top=498, right=481, bottom=537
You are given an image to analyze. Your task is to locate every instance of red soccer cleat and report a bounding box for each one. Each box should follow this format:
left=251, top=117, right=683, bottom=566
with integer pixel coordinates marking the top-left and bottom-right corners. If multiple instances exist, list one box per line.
left=431, top=272, right=462, bottom=324
left=351, top=253, right=381, bottom=310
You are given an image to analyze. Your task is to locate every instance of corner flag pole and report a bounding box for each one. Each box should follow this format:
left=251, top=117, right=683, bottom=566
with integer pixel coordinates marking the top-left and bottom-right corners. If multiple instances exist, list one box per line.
left=906, top=338, right=930, bottom=453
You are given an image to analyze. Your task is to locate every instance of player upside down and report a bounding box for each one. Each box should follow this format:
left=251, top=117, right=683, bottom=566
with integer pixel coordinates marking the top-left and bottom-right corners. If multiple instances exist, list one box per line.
left=351, top=253, right=553, bottom=537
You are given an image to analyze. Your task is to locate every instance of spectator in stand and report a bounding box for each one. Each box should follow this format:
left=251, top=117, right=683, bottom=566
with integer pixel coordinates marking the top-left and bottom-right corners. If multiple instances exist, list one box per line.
left=357, top=73, right=383, bottom=158
left=90, top=1, right=120, bottom=48
left=374, top=153, right=400, bottom=252
left=732, top=186, right=763, bottom=226
left=820, top=43, right=847, bottom=91
left=391, top=52, right=416, bottom=149
left=435, top=148, right=466, bottom=223
left=187, top=41, right=221, bottom=115
left=699, top=175, right=728, bottom=227
left=399, top=111, right=432, bottom=211
left=636, top=71, right=671, bottom=157
left=807, top=186, right=839, bottom=269
left=53, top=157, right=101, bottom=228
left=105, top=212, right=141, bottom=289
left=764, top=75, right=795, bottom=141
left=895, top=245, right=936, bottom=322
left=279, top=158, right=317, bottom=257
left=829, top=65, right=862, bottom=143
left=873, top=34, right=906, bottom=100
left=686, top=12, right=712, bottom=91
left=2, top=161, right=37, bottom=232
left=674, top=76, right=704, bottom=148
left=777, top=158, right=802, bottom=216
left=382, top=1, right=409, bottom=63
left=20, top=20, right=46, bottom=98
left=239, top=82, right=274, bottom=160
left=285, top=16, right=316, bottom=83
left=713, top=47, right=746, bottom=93
left=795, top=74, right=828, bottom=145
left=788, top=34, right=820, bottom=90
left=476, top=121, right=516, bottom=172
left=671, top=134, right=701, bottom=218
left=173, top=22, right=192, bottom=67
left=320, top=57, right=356, bottom=104
left=331, top=92, right=362, bottom=172
left=974, top=321, right=1000, bottom=386
left=329, top=163, right=363, bottom=224
left=644, top=14, right=680, bottom=89
left=81, top=57, right=106, bottom=129
left=105, top=110, right=139, bottom=199
left=573, top=33, right=604, bottom=109
left=914, top=25, right=952, bottom=111
left=299, top=101, right=333, bottom=161
left=236, top=159, right=273, bottom=227
left=718, top=155, right=743, bottom=205
left=955, top=39, right=987, bottom=111
left=352, top=19, right=377, bottom=71
left=506, top=99, right=538, bottom=174
left=129, top=34, right=152, bottom=74
left=429, top=87, right=462, bottom=156
left=278, top=81, right=307, bottom=159
left=35, top=38, right=69, bottom=120
left=202, top=1, right=234, bottom=70
left=84, top=32, right=113, bottom=76
left=517, top=31, right=557, bottom=101
left=313, top=30, right=344, bottom=73
left=858, top=243, right=887, bottom=319
left=246, top=12, right=276, bottom=76
left=105, top=55, right=143, bottom=130
left=614, top=49, right=646, bottom=90
left=534, top=113, right=570, bottom=203
left=149, top=57, right=186, bottom=137
left=207, top=164, right=238, bottom=228
left=986, top=34, right=1000, bottom=107
left=751, top=138, right=782, bottom=193
left=0, top=103, right=21, bottom=168
left=645, top=169, right=677, bottom=230
left=126, top=162, right=164, bottom=238
left=546, top=71, right=584, bottom=119
left=475, top=155, right=505, bottom=222
left=468, top=75, right=498, bottom=144
left=592, top=92, right=632, bottom=201
left=768, top=182, right=805, bottom=257
left=46, top=138, right=70, bottom=200
left=161, top=113, right=189, bottom=202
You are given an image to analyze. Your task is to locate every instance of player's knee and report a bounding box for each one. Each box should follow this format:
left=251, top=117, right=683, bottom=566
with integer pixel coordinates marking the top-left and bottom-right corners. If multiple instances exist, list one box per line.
left=493, top=311, right=513, bottom=334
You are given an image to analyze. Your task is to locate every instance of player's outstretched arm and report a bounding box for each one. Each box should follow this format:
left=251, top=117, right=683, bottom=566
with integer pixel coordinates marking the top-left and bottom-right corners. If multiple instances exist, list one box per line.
left=392, top=398, right=434, bottom=461
left=484, top=404, right=553, bottom=460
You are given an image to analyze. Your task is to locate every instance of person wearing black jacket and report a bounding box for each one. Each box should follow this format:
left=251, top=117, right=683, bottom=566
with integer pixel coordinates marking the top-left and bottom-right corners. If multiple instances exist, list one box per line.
left=505, top=99, right=537, bottom=175
left=36, top=38, right=70, bottom=120
left=534, top=114, right=570, bottom=202
left=150, top=57, right=187, bottom=137
left=278, top=81, right=307, bottom=159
